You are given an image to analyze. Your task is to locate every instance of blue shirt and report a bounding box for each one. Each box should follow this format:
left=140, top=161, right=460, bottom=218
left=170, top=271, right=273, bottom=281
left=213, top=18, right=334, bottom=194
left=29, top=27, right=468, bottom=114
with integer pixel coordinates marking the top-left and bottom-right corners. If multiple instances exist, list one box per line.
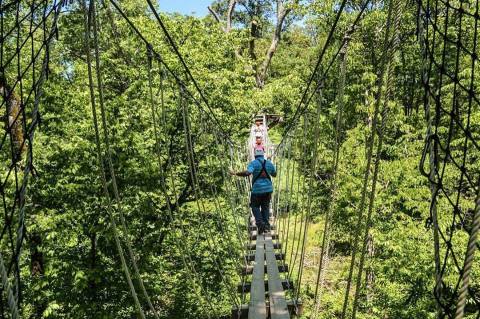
left=247, top=156, right=277, bottom=194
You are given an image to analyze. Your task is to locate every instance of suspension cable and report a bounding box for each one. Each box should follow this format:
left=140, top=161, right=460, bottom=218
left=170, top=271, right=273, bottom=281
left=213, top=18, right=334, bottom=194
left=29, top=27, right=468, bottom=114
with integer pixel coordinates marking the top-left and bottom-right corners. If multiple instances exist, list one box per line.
left=292, top=114, right=311, bottom=299
left=148, top=0, right=231, bottom=139
left=417, top=0, right=480, bottom=315
left=311, top=85, right=328, bottom=317
left=351, top=1, right=403, bottom=316
left=88, top=1, right=160, bottom=316
left=0, top=0, right=62, bottom=314
left=82, top=1, right=145, bottom=317
left=312, top=45, right=344, bottom=313
left=339, top=0, right=400, bottom=316
left=108, top=0, right=234, bottom=145
left=417, top=1, right=442, bottom=316
left=313, top=34, right=348, bottom=316
left=147, top=50, right=215, bottom=318
left=180, top=88, right=242, bottom=309
left=279, top=0, right=372, bottom=147
left=279, top=0, right=350, bottom=146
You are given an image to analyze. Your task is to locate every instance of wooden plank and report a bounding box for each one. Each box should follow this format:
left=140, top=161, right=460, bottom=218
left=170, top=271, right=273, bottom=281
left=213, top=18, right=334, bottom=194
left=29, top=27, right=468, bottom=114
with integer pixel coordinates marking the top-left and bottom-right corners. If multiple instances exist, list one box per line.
left=249, top=225, right=276, bottom=231
left=237, top=279, right=294, bottom=293
left=249, top=231, right=278, bottom=240
left=245, top=252, right=285, bottom=262
left=240, top=264, right=287, bottom=275
left=265, top=234, right=290, bottom=319
left=248, top=234, right=266, bottom=319
left=250, top=217, right=275, bottom=225
left=232, top=300, right=302, bottom=319
left=246, top=242, right=281, bottom=250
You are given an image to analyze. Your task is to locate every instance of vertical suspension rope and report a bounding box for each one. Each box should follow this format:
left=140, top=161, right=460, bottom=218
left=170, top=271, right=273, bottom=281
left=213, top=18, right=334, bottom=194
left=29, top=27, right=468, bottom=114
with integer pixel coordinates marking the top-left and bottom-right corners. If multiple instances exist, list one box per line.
left=287, top=124, right=305, bottom=283
left=455, top=190, right=480, bottom=319
left=350, top=1, right=402, bottom=316
left=312, top=80, right=325, bottom=304
left=82, top=1, right=145, bottom=317
left=451, top=0, right=480, bottom=317
left=232, top=142, right=252, bottom=296
left=284, top=134, right=299, bottom=268
left=217, top=133, right=247, bottom=263
left=201, top=117, right=243, bottom=267
left=88, top=1, right=159, bottom=316
left=313, top=33, right=349, bottom=315
left=146, top=49, right=214, bottom=319
left=277, top=140, right=291, bottom=238
left=0, top=0, right=62, bottom=315
left=180, top=86, right=241, bottom=311
left=417, top=0, right=442, bottom=316
left=294, top=113, right=314, bottom=300
left=340, top=0, right=398, bottom=316
left=0, top=253, right=18, bottom=319
left=277, top=138, right=293, bottom=274
left=273, top=145, right=285, bottom=222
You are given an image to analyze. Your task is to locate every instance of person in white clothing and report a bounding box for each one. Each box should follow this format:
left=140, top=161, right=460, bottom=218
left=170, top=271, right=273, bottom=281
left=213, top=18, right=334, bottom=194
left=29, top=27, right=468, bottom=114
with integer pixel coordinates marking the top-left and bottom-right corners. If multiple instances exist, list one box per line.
left=253, top=118, right=267, bottom=137
left=249, top=119, right=269, bottom=160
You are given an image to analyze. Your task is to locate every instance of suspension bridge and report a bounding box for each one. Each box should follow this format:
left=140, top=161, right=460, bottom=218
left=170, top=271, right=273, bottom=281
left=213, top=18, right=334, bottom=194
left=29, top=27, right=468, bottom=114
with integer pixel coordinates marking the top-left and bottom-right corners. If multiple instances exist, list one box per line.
left=0, top=0, right=478, bottom=318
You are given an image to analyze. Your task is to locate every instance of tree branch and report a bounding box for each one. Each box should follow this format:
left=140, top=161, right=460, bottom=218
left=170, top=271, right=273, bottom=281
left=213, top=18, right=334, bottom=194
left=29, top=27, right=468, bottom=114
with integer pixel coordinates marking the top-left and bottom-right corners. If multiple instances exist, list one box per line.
left=225, top=0, right=237, bottom=33
left=209, top=0, right=237, bottom=33
left=256, top=0, right=293, bottom=88
left=208, top=6, right=223, bottom=24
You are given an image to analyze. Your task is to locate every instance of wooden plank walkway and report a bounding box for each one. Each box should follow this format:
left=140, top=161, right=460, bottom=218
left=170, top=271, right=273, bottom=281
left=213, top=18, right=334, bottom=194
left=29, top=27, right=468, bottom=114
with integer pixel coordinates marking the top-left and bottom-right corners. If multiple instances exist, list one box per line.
left=247, top=228, right=290, bottom=318
left=248, top=234, right=267, bottom=319
left=233, top=212, right=299, bottom=318
left=265, top=234, right=290, bottom=319
left=233, top=119, right=301, bottom=319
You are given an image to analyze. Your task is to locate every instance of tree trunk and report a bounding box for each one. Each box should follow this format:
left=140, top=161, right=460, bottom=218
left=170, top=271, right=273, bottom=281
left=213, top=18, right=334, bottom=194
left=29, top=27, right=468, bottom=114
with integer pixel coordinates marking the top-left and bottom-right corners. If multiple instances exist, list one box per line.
left=29, top=232, right=45, bottom=319
left=208, top=0, right=295, bottom=88
left=249, top=3, right=260, bottom=63
left=0, top=78, right=25, bottom=162
left=225, top=0, right=236, bottom=32
left=208, top=0, right=237, bottom=33
left=255, top=1, right=292, bottom=88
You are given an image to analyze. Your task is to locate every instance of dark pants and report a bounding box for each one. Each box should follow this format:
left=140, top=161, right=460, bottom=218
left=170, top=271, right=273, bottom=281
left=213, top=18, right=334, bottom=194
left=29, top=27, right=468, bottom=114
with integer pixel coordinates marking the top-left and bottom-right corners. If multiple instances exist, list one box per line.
left=250, top=192, right=272, bottom=228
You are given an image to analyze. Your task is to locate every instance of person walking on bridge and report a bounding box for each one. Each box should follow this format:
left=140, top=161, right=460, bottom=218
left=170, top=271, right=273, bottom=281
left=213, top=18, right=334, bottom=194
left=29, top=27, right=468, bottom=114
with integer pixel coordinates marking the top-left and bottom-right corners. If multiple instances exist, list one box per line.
left=230, top=149, right=276, bottom=234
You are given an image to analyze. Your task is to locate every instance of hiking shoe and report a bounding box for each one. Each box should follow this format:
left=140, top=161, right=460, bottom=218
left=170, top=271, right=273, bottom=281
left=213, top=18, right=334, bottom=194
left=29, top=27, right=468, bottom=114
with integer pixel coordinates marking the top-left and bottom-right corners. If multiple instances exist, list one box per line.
left=258, top=225, right=264, bottom=235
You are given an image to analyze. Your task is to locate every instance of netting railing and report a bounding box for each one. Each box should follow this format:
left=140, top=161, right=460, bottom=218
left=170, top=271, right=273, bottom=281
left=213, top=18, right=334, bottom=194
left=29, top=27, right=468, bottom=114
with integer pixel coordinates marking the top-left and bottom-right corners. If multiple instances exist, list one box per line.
left=0, top=1, right=62, bottom=316
left=418, top=0, right=480, bottom=317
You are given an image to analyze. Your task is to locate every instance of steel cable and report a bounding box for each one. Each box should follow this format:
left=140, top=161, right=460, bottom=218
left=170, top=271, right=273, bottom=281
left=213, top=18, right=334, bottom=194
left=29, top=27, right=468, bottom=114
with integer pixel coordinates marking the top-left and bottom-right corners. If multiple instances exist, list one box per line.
left=82, top=1, right=145, bottom=317
left=147, top=50, right=215, bottom=318
left=88, top=1, right=160, bottom=316
left=340, top=0, right=399, bottom=316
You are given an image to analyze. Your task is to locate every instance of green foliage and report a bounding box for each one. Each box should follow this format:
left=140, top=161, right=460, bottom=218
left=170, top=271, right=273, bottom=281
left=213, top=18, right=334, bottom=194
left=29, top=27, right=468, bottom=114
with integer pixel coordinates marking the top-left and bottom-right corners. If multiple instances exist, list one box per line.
left=3, top=0, right=478, bottom=318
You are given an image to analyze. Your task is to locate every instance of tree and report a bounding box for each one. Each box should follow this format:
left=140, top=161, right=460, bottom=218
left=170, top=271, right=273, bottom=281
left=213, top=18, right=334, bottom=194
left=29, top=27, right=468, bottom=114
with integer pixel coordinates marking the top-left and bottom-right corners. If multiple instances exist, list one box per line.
left=209, top=0, right=301, bottom=88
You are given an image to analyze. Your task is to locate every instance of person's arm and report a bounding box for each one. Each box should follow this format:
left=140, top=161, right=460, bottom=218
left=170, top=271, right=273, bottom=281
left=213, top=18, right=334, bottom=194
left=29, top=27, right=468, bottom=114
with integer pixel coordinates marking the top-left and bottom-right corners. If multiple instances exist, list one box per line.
left=233, top=170, right=251, bottom=177
left=230, top=162, right=254, bottom=177
left=270, top=162, right=277, bottom=177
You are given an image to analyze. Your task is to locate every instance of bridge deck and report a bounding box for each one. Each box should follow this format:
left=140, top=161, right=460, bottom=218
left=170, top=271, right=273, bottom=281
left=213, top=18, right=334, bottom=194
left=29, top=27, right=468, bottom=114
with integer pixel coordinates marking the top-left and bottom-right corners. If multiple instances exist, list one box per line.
left=248, top=234, right=267, bottom=319
left=265, top=234, right=290, bottom=319
left=234, top=118, right=299, bottom=319
left=243, top=217, right=290, bottom=319
left=233, top=204, right=302, bottom=317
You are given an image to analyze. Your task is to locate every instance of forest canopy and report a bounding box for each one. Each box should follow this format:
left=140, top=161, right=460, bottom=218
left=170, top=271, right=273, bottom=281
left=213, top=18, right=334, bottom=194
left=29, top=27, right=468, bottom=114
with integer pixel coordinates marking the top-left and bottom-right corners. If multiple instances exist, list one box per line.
left=0, top=0, right=478, bottom=318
